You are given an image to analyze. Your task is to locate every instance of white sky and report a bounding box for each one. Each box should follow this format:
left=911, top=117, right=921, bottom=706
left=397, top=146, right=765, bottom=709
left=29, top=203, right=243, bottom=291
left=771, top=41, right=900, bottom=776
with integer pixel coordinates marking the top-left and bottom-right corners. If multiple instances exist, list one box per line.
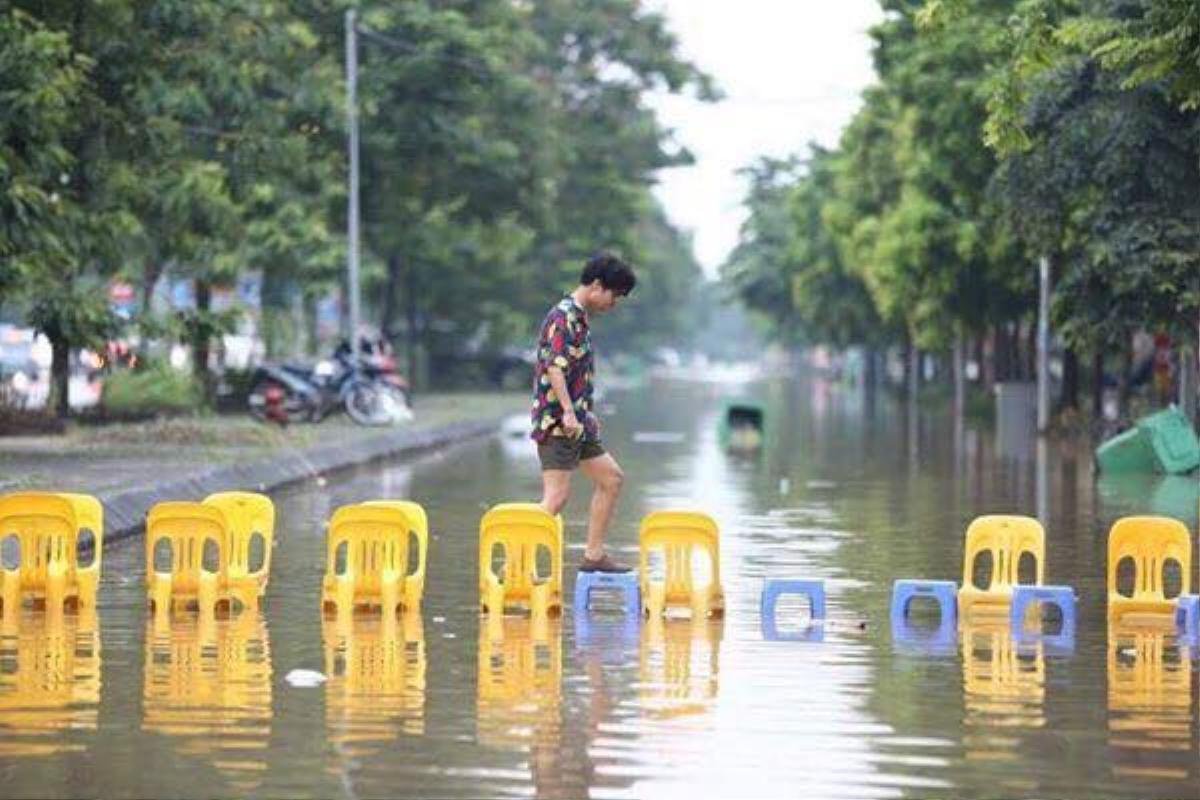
left=645, top=0, right=884, bottom=277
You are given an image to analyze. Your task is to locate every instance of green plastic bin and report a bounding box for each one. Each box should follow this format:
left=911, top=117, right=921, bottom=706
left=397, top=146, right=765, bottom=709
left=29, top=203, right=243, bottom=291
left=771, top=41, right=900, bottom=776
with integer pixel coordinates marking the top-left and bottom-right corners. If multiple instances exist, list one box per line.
left=1096, top=407, right=1200, bottom=475
left=1140, top=407, right=1200, bottom=474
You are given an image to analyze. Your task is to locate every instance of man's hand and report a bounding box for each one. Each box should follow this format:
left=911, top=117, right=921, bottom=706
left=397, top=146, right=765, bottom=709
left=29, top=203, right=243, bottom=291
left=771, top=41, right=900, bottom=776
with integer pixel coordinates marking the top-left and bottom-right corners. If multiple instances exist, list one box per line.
left=561, top=411, right=584, bottom=439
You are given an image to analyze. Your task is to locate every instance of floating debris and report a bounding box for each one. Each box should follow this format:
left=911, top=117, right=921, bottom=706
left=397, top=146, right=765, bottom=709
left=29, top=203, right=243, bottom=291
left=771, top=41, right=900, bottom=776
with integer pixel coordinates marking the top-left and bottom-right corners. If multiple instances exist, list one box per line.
left=285, top=669, right=327, bottom=688
left=632, top=431, right=686, bottom=444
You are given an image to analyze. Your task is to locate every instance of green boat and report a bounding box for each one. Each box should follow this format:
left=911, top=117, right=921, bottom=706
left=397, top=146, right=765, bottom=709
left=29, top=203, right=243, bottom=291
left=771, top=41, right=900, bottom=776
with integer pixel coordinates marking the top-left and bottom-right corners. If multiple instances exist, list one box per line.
left=1095, top=407, right=1200, bottom=475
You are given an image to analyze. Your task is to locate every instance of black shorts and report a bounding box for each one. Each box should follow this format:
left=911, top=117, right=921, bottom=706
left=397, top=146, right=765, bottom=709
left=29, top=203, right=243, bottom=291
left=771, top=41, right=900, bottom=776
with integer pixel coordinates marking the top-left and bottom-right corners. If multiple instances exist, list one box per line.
left=537, top=436, right=606, bottom=471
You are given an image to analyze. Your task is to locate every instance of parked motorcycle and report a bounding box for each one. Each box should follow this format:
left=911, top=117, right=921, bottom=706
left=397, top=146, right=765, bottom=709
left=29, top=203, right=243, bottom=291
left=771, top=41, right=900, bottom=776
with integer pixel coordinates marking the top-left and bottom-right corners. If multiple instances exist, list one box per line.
left=247, top=341, right=410, bottom=426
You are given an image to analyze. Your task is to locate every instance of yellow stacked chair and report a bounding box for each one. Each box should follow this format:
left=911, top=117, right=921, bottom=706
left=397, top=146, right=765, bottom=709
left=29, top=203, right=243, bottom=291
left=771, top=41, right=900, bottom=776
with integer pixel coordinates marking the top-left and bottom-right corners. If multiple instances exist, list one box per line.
left=639, top=510, right=724, bottom=619
left=957, top=514, right=1045, bottom=619
left=146, top=502, right=228, bottom=619
left=0, top=492, right=104, bottom=615
left=322, top=501, right=428, bottom=619
left=203, top=491, right=275, bottom=610
left=1106, top=515, right=1191, bottom=625
left=478, top=503, right=562, bottom=617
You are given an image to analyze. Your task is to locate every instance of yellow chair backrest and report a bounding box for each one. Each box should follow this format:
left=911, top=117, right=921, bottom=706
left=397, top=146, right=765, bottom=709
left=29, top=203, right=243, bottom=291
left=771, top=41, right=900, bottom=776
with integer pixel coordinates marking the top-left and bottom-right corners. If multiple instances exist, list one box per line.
left=363, top=500, right=428, bottom=597
left=326, top=504, right=412, bottom=596
left=962, top=515, right=1045, bottom=591
left=1107, top=516, right=1191, bottom=605
left=57, top=492, right=103, bottom=575
left=478, top=503, right=562, bottom=602
left=146, top=502, right=228, bottom=594
left=203, top=492, right=274, bottom=581
left=0, top=493, right=80, bottom=590
left=639, top=510, right=722, bottom=605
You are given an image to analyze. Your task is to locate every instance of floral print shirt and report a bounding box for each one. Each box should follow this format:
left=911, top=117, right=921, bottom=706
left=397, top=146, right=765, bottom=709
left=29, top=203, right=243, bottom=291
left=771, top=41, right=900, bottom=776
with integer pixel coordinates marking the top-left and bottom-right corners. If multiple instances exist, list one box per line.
left=531, top=296, right=598, bottom=443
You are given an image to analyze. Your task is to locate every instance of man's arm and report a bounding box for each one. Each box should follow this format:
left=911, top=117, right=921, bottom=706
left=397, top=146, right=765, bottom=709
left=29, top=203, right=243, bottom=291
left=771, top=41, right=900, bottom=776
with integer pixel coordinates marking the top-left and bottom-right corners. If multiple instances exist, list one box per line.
left=546, top=366, right=582, bottom=438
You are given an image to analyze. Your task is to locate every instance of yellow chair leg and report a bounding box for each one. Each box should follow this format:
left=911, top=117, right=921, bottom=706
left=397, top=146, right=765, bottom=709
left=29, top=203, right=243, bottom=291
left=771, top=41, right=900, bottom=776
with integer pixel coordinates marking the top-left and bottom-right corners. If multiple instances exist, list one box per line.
left=0, top=572, right=18, bottom=617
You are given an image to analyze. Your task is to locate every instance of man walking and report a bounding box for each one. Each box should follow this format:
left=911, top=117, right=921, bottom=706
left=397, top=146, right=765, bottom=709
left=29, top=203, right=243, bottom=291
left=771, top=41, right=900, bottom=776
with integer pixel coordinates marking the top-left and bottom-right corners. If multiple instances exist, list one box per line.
left=531, top=252, right=636, bottom=573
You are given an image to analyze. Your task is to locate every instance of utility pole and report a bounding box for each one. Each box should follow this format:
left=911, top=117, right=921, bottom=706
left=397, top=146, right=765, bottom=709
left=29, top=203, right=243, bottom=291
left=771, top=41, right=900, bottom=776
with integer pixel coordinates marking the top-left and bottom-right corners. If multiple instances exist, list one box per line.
left=345, top=8, right=362, bottom=363
left=1037, top=256, right=1051, bottom=434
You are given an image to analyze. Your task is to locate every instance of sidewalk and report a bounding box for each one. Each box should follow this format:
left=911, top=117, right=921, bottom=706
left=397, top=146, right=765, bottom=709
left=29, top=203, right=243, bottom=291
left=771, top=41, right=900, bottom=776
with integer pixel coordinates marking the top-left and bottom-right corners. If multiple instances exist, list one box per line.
left=0, top=392, right=526, bottom=540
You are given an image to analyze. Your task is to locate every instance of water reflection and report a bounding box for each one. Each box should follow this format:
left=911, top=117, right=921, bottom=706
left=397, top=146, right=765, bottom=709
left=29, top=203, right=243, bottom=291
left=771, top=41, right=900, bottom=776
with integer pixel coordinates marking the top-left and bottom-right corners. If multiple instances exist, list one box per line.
left=638, top=616, right=723, bottom=720
left=1106, top=627, right=1194, bottom=781
left=323, top=611, right=426, bottom=755
left=960, top=622, right=1045, bottom=767
left=476, top=614, right=563, bottom=751
left=142, top=611, right=273, bottom=792
left=0, top=608, right=100, bottom=757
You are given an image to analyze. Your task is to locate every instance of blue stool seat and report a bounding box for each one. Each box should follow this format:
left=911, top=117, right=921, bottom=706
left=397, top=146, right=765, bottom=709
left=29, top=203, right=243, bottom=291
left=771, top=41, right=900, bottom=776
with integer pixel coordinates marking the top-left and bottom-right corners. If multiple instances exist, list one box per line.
left=890, top=579, right=957, bottom=628
left=761, top=578, right=826, bottom=622
left=1176, top=594, right=1200, bottom=639
left=574, top=571, right=640, bottom=617
left=1010, top=584, right=1077, bottom=640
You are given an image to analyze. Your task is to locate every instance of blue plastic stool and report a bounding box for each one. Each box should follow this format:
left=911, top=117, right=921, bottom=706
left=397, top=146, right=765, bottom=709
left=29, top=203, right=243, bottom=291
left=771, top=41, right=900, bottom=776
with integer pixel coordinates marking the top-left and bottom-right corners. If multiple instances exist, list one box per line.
left=1175, top=594, right=1200, bottom=639
left=1010, top=584, right=1077, bottom=641
left=761, top=578, right=826, bottom=623
left=574, top=571, right=640, bottom=617
left=890, top=579, right=957, bottom=628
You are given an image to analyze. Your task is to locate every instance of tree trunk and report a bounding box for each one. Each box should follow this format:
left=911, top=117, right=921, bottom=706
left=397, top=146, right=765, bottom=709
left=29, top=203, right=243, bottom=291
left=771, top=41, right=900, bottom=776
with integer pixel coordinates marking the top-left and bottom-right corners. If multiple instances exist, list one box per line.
left=907, top=338, right=919, bottom=408
left=978, top=333, right=992, bottom=393
left=381, top=253, right=402, bottom=342
left=1118, top=335, right=1133, bottom=420
left=1091, top=350, right=1104, bottom=418
left=141, top=257, right=163, bottom=315
left=1062, top=347, right=1079, bottom=411
left=193, top=279, right=212, bottom=389
left=50, top=334, right=70, bottom=420
left=953, top=332, right=965, bottom=421
left=405, top=260, right=419, bottom=391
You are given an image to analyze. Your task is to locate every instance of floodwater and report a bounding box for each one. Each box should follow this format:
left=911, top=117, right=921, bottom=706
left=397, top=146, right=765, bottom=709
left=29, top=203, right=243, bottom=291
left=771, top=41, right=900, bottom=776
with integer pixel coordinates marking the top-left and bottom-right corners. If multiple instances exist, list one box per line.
left=1, top=377, right=1198, bottom=798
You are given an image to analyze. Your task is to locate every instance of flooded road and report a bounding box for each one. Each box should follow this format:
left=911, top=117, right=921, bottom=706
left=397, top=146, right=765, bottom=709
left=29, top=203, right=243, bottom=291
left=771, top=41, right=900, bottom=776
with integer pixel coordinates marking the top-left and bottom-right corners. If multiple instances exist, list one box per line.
left=1, top=377, right=1198, bottom=798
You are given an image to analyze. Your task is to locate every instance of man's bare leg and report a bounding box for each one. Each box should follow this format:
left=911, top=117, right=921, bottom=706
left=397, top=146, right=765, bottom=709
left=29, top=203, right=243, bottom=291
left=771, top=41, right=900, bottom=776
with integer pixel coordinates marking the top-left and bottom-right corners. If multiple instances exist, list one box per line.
left=578, top=453, right=624, bottom=560
left=541, top=469, right=572, bottom=516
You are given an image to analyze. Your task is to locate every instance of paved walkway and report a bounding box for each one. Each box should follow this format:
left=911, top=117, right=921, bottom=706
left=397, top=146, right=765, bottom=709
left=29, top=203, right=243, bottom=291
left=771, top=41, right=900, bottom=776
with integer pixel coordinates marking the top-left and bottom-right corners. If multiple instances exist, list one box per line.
left=0, top=392, right=526, bottom=538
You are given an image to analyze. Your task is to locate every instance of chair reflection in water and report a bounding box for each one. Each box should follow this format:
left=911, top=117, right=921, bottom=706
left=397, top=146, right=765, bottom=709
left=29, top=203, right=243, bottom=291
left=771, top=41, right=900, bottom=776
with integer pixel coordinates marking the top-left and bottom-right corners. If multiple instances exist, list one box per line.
left=323, top=611, right=426, bottom=753
left=476, top=614, right=562, bottom=751
left=141, top=610, right=273, bottom=792
left=959, top=622, right=1046, bottom=768
left=0, top=492, right=104, bottom=616
left=639, top=614, right=723, bottom=720
left=0, top=607, right=100, bottom=758
left=1107, top=626, right=1193, bottom=781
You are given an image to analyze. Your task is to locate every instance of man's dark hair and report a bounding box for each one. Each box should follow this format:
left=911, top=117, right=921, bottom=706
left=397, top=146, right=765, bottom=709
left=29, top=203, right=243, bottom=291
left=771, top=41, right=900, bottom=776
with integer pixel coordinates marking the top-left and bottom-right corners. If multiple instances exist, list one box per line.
left=580, top=251, right=636, bottom=296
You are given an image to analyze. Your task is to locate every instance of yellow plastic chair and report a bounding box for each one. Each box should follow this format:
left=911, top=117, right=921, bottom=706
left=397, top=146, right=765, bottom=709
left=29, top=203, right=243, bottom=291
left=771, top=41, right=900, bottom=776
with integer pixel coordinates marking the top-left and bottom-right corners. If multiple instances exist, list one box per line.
left=478, top=503, right=563, bottom=617
left=1107, top=516, right=1191, bottom=625
left=203, top=491, right=274, bottom=610
left=0, top=492, right=102, bottom=613
left=322, top=502, right=425, bottom=619
left=146, top=502, right=227, bottom=619
left=639, top=510, right=724, bottom=619
left=363, top=500, right=428, bottom=611
left=957, top=515, right=1045, bottom=619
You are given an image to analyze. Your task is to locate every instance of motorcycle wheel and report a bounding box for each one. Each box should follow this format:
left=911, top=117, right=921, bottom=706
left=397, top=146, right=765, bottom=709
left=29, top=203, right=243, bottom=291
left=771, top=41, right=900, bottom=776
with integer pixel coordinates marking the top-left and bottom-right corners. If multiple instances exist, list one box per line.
left=343, top=381, right=391, bottom=426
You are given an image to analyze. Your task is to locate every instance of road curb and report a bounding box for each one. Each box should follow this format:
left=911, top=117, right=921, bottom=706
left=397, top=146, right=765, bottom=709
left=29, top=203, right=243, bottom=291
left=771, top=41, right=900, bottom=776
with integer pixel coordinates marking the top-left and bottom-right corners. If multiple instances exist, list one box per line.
left=99, top=416, right=507, bottom=543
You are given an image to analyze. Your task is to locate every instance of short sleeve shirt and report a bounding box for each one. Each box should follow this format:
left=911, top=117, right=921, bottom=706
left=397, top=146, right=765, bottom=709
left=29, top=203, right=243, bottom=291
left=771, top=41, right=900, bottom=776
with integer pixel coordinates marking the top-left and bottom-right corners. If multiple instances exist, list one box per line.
left=530, top=296, right=598, bottom=443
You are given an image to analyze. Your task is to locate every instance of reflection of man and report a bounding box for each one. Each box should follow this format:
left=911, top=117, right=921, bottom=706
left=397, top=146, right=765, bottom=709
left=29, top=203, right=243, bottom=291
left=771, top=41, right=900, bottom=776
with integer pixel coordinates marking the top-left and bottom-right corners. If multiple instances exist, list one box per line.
left=531, top=252, right=636, bottom=573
